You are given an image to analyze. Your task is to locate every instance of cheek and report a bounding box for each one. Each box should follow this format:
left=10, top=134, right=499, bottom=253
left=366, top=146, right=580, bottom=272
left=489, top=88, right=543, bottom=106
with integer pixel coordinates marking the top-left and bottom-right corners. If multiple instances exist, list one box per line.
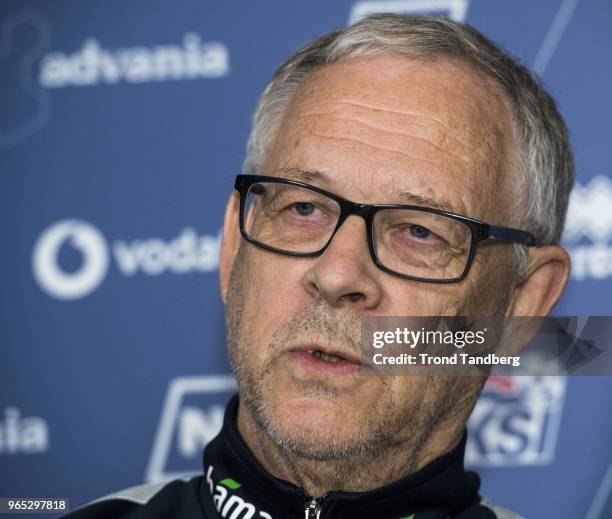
left=238, top=247, right=312, bottom=349
left=382, top=277, right=466, bottom=316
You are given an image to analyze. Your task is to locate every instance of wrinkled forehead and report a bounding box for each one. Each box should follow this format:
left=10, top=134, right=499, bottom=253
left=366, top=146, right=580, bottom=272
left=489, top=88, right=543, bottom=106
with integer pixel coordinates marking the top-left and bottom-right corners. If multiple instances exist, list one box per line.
left=263, top=53, right=519, bottom=222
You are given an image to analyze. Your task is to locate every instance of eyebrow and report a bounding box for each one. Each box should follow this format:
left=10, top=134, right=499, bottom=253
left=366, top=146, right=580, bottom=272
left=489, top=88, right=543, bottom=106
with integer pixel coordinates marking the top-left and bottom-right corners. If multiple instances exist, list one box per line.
left=277, top=167, right=330, bottom=184
left=274, top=167, right=461, bottom=214
left=395, top=191, right=457, bottom=213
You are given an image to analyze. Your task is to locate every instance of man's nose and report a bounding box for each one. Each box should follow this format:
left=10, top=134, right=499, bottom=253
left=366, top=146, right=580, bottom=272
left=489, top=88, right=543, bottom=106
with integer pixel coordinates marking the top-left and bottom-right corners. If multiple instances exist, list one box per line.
left=302, top=215, right=384, bottom=310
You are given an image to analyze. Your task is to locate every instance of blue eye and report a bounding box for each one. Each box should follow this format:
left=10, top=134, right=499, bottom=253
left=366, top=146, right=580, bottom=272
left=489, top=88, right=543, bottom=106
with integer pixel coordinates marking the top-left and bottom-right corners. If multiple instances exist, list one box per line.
left=293, top=203, right=316, bottom=216
left=410, top=225, right=431, bottom=239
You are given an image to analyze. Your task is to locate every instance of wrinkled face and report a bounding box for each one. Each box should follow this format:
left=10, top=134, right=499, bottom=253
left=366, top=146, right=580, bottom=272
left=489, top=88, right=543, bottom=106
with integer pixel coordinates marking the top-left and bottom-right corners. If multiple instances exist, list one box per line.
left=225, top=54, right=520, bottom=461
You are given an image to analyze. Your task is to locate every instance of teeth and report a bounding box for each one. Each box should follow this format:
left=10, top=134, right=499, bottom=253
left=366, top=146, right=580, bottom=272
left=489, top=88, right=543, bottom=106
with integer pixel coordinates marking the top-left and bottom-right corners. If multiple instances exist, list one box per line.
left=312, top=350, right=342, bottom=363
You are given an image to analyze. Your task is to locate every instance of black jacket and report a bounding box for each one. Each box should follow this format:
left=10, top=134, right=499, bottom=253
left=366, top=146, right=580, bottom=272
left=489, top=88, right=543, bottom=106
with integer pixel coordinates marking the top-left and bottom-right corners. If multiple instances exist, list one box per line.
left=64, top=394, right=522, bottom=518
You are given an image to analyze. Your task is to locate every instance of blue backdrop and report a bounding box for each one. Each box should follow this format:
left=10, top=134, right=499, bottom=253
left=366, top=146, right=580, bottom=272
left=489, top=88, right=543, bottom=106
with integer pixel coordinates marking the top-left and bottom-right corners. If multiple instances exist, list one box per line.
left=2, top=1, right=611, bottom=518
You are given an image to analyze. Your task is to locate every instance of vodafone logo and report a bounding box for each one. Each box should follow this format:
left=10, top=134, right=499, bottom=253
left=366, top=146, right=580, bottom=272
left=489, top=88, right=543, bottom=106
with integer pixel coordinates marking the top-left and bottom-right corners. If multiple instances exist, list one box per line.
left=32, top=219, right=109, bottom=300
left=32, top=219, right=221, bottom=301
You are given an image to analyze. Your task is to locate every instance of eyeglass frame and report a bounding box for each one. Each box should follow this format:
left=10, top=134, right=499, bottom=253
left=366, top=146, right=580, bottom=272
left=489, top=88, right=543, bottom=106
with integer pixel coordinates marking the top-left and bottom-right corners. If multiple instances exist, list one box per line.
left=234, top=174, right=539, bottom=284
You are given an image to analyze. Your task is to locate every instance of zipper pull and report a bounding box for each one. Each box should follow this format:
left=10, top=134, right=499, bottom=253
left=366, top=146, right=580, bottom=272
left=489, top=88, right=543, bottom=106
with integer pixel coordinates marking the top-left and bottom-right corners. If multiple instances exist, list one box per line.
left=304, top=498, right=322, bottom=519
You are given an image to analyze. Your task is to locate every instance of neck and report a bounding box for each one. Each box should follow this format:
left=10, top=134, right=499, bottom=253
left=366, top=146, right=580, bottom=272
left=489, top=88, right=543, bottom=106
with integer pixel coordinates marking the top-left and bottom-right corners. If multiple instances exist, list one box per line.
left=236, top=402, right=466, bottom=498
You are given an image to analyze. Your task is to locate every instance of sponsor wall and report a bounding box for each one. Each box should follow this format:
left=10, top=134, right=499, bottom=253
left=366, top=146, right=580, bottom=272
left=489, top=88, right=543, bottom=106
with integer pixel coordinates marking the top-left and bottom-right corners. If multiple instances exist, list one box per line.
left=1, top=1, right=611, bottom=517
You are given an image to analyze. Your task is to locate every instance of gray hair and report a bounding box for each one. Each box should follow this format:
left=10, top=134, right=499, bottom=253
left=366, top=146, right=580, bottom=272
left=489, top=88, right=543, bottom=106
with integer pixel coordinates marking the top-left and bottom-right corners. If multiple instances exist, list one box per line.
left=244, top=13, right=574, bottom=260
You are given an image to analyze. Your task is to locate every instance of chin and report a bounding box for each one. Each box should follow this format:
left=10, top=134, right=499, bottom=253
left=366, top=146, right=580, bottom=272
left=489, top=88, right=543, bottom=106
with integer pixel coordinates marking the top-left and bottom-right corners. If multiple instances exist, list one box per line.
left=268, top=415, right=363, bottom=460
left=261, top=390, right=370, bottom=459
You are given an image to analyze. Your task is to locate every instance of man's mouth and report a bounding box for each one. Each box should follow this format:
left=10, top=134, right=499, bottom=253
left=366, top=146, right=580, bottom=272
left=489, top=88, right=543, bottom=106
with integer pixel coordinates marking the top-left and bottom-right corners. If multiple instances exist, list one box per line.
left=310, top=350, right=345, bottom=363
left=286, top=346, right=362, bottom=375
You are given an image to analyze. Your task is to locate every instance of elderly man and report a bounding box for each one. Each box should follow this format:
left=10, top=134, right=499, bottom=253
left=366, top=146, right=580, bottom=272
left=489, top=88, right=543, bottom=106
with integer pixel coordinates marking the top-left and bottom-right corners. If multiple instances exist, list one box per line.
left=67, top=13, right=573, bottom=519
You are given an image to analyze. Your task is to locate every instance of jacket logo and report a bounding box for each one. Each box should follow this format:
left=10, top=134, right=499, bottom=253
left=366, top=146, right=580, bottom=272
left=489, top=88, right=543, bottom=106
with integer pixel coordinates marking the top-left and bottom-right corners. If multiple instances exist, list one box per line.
left=206, top=465, right=273, bottom=519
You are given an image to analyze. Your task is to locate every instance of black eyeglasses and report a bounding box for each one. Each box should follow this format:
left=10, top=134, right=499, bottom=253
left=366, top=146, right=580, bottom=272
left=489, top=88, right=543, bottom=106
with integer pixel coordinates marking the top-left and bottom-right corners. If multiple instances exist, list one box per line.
left=234, top=174, right=538, bottom=284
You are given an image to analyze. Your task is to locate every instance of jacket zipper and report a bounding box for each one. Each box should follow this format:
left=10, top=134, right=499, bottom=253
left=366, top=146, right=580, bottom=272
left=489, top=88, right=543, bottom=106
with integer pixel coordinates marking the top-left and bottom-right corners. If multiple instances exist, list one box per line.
left=304, top=497, right=322, bottom=519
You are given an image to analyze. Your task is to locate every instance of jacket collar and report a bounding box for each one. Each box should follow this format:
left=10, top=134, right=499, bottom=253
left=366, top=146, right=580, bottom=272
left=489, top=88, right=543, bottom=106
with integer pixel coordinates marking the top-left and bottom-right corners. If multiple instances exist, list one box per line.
left=202, top=394, right=481, bottom=519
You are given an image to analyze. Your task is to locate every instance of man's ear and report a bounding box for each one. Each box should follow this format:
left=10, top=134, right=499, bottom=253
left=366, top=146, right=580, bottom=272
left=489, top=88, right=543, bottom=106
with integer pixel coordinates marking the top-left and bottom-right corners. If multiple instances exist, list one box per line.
left=219, top=192, right=241, bottom=304
left=506, top=245, right=571, bottom=317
